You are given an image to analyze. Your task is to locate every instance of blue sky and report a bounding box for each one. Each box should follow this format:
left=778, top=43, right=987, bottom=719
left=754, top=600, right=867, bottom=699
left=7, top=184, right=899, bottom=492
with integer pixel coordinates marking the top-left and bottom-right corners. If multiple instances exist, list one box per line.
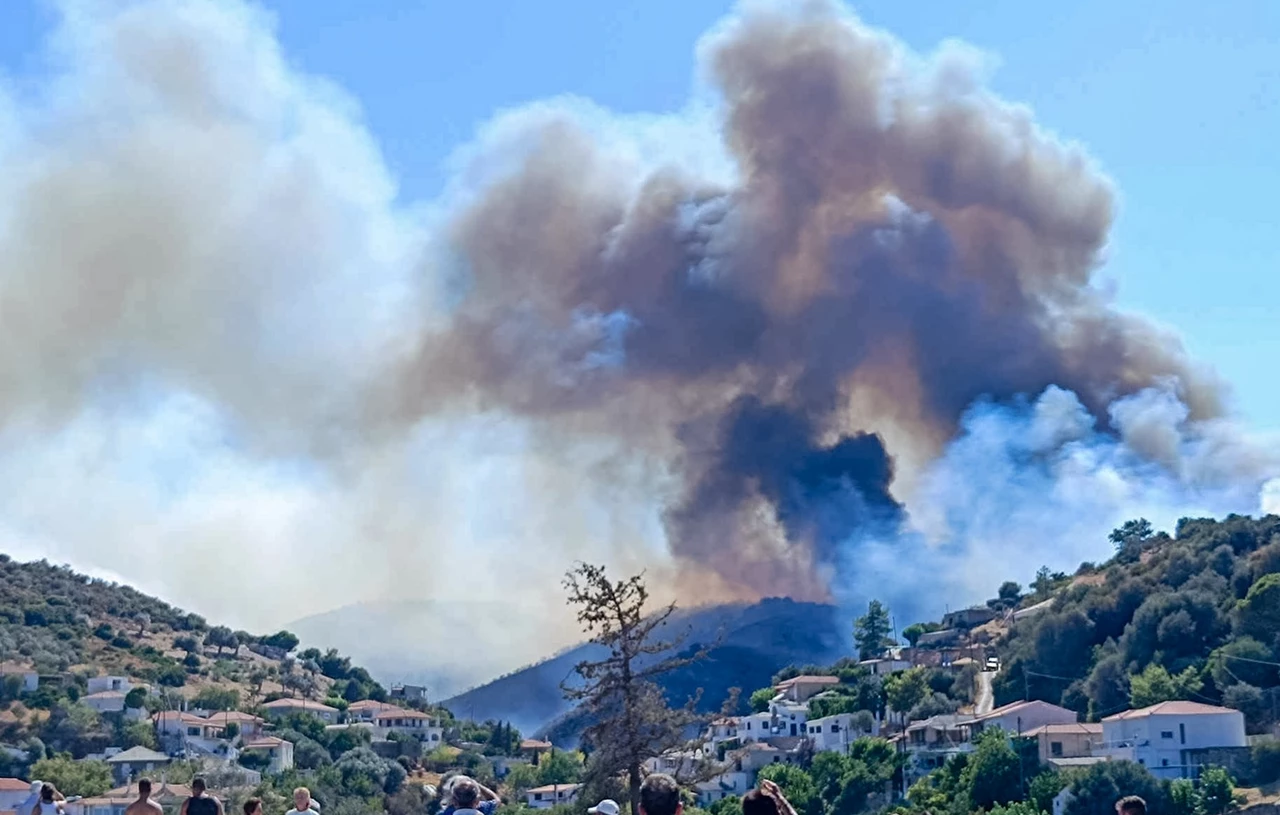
left=2, top=0, right=1277, bottom=428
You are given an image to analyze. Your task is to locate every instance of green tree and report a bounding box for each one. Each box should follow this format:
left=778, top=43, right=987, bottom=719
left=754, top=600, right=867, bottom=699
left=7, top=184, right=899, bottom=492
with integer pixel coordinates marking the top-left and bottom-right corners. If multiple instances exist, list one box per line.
left=1063, top=761, right=1166, bottom=815
left=261, top=631, right=301, bottom=652
left=988, top=804, right=1041, bottom=815
left=901, top=624, right=927, bottom=648
left=1254, top=741, right=1280, bottom=785
left=749, top=687, right=776, bottom=713
left=757, top=764, right=817, bottom=815
left=1236, top=574, right=1280, bottom=644
left=193, top=686, right=241, bottom=711
left=561, top=563, right=700, bottom=815
left=538, top=750, right=584, bottom=786
left=1028, top=770, right=1067, bottom=814
left=506, top=762, right=542, bottom=796
left=1129, top=663, right=1204, bottom=707
left=124, top=686, right=148, bottom=710
left=31, top=755, right=112, bottom=797
left=999, top=582, right=1023, bottom=604
left=1197, top=766, right=1235, bottom=815
left=883, top=668, right=929, bottom=721
left=1110, top=519, right=1154, bottom=549
left=122, top=719, right=158, bottom=749
left=1032, top=567, right=1054, bottom=599
left=1168, top=779, right=1198, bottom=815
left=1210, top=638, right=1278, bottom=690
left=854, top=601, right=892, bottom=660
left=963, top=729, right=1023, bottom=811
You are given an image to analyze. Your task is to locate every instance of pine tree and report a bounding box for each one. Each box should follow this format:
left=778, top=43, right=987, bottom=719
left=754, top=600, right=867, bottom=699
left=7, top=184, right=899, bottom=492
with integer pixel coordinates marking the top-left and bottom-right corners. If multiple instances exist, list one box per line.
left=561, top=563, right=702, bottom=815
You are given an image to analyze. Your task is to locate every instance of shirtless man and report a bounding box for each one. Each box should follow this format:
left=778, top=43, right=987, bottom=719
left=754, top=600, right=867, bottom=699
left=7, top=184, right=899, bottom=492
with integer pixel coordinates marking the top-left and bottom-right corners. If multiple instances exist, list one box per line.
left=179, top=778, right=223, bottom=815
left=125, top=779, right=163, bottom=815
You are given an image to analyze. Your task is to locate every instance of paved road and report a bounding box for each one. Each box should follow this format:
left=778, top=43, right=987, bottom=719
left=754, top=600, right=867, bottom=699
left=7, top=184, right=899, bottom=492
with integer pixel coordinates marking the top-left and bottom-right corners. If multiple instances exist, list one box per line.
left=975, top=669, right=995, bottom=714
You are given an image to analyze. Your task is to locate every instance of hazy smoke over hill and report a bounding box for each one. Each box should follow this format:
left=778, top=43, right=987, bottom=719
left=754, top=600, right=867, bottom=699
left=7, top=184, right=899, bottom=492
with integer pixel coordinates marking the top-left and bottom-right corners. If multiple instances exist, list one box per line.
left=0, top=0, right=1275, bottom=675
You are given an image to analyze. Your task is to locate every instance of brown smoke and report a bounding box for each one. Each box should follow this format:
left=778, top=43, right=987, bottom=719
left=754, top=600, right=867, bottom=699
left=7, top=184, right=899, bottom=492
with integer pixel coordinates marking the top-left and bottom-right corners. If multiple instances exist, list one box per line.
left=398, top=1, right=1221, bottom=597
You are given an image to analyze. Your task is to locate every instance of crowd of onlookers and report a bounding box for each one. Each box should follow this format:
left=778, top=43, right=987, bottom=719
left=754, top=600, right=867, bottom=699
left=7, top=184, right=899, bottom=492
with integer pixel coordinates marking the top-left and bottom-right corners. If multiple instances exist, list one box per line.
left=13, top=771, right=1151, bottom=815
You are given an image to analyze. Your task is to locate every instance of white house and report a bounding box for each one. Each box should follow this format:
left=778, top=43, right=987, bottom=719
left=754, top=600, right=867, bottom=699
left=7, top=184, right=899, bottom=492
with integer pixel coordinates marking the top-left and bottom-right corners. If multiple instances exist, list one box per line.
left=770, top=699, right=811, bottom=738
left=860, top=658, right=913, bottom=677
left=526, top=784, right=581, bottom=810
left=0, top=777, right=34, bottom=812
left=84, top=691, right=127, bottom=714
left=967, top=700, right=1079, bottom=739
left=806, top=713, right=869, bottom=753
left=1099, top=701, right=1247, bottom=779
left=87, top=676, right=135, bottom=696
left=153, top=711, right=231, bottom=757
left=261, top=698, right=339, bottom=722
left=738, top=712, right=774, bottom=743
left=242, top=736, right=295, bottom=773
left=775, top=676, right=839, bottom=704
left=0, top=663, right=39, bottom=693
left=372, top=707, right=444, bottom=743
left=696, top=771, right=754, bottom=807
left=707, top=718, right=739, bottom=747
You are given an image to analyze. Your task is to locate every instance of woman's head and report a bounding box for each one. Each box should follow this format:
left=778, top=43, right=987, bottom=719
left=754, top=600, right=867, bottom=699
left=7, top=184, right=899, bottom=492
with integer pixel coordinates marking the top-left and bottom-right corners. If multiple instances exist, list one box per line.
left=742, top=790, right=779, bottom=815
left=243, top=798, right=263, bottom=815
left=40, top=785, right=58, bottom=803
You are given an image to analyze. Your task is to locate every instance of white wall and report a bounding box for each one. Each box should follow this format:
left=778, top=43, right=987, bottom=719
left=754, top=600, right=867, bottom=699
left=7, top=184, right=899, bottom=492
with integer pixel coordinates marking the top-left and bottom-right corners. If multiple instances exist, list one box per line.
left=1102, top=711, right=1246, bottom=779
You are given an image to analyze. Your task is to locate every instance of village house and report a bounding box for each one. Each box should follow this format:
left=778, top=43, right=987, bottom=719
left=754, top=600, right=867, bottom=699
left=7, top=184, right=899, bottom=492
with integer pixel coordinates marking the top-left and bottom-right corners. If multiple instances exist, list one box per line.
left=0, top=663, right=39, bottom=694
left=372, top=707, right=443, bottom=743
left=775, top=676, right=840, bottom=704
left=525, top=784, right=581, bottom=810
left=966, top=700, right=1079, bottom=739
left=346, top=699, right=398, bottom=722
left=1024, top=723, right=1103, bottom=764
left=261, top=698, right=339, bottom=722
left=519, top=739, right=553, bottom=765
left=87, top=676, right=135, bottom=696
left=859, top=657, right=913, bottom=677
left=242, top=736, right=295, bottom=773
left=941, top=607, right=1000, bottom=629
left=707, top=717, right=739, bottom=747
left=0, top=777, right=32, bottom=812
left=390, top=684, right=429, bottom=704
left=1098, top=701, right=1247, bottom=779
left=204, top=710, right=265, bottom=740
left=105, top=746, right=171, bottom=785
left=695, top=770, right=755, bottom=807
left=901, top=714, right=978, bottom=778
left=806, top=713, right=872, bottom=753
left=152, top=711, right=230, bottom=757
left=738, top=712, right=774, bottom=743
left=83, top=691, right=127, bottom=714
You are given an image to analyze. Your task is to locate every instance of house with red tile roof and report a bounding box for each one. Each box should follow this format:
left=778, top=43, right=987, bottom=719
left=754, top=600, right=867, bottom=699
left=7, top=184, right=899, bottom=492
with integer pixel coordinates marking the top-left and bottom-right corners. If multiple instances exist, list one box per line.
left=1098, top=701, right=1246, bottom=779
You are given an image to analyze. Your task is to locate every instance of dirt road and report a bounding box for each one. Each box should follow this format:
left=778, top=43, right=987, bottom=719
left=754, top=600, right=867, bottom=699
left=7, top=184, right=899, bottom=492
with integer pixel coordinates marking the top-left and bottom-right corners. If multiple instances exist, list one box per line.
left=975, top=669, right=995, bottom=714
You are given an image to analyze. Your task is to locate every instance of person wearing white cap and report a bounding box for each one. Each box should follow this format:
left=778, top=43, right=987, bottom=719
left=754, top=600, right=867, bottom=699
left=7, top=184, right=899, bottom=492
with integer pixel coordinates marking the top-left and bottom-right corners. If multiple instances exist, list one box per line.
left=589, top=801, right=621, bottom=815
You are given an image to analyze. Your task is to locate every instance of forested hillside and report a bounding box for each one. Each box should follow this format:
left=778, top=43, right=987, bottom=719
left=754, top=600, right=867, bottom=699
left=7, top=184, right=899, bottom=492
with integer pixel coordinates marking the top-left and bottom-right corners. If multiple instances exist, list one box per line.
left=991, top=515, right=1280, bottom=730
left=0, top=553, right=386, bottom=766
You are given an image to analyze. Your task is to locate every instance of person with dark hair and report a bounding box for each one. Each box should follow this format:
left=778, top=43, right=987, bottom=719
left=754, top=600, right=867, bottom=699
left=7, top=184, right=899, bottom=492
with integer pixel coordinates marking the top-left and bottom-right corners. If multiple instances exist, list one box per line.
left=180, top=778, right=223, bottom=815
left=1116, top=797, right=1146, bottom=815
left=242, top=798, right=263, bottom=815
left=31, top=783, right=64, bottom=815
left=743, top=780, right=797, bottom=815
left=639, top=774, right=681, bottom=815
left=125, top=779, right=162, bottom=815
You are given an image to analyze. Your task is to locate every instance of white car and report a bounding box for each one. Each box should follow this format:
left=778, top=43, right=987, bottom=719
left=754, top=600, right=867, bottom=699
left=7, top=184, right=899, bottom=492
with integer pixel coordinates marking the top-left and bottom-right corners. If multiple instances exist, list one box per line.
left=985, top=656, right=1000, bottom=672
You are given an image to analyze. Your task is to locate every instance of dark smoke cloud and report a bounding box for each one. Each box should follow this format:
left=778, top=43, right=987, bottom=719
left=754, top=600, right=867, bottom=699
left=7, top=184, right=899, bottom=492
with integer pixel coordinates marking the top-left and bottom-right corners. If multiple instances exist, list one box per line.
left=404, top=0, right=1223, bottom=598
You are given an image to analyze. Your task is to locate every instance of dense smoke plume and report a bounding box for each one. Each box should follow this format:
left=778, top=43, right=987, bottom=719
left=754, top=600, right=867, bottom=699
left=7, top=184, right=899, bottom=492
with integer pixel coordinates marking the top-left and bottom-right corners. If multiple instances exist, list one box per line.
left=0, top=0, right=1275, bottom=685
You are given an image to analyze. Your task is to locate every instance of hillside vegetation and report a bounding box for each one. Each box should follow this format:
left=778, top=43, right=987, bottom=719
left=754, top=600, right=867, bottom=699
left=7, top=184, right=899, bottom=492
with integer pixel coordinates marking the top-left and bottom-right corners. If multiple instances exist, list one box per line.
left=989, top=515, right=1280, bottom=730
left=0, top=555, right=386, bottom=755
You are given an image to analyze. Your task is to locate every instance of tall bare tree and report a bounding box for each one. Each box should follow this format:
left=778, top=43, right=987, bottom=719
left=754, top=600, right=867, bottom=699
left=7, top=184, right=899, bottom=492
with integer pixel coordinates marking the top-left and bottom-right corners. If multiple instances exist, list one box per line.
left=562, top=563, right=702, bottom=815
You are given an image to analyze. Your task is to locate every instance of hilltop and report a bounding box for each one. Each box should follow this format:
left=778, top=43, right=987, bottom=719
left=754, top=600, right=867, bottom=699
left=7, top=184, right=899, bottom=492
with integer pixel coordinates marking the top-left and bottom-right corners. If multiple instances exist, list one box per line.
left=442, top=597, right=848, bottom=736
left=0, top=554, right=383, bottom=715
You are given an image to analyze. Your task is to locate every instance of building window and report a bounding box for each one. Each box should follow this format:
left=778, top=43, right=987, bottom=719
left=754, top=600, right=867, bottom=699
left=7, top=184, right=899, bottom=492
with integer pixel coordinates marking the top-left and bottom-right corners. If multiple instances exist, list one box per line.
left=1051, top=742, right=1063, bottom=757
left=1161, top=731, right=1174, bottom=740
left=832, top=724, right=840, bottom=732
left=1162, top=759, right=1170, bottom=767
